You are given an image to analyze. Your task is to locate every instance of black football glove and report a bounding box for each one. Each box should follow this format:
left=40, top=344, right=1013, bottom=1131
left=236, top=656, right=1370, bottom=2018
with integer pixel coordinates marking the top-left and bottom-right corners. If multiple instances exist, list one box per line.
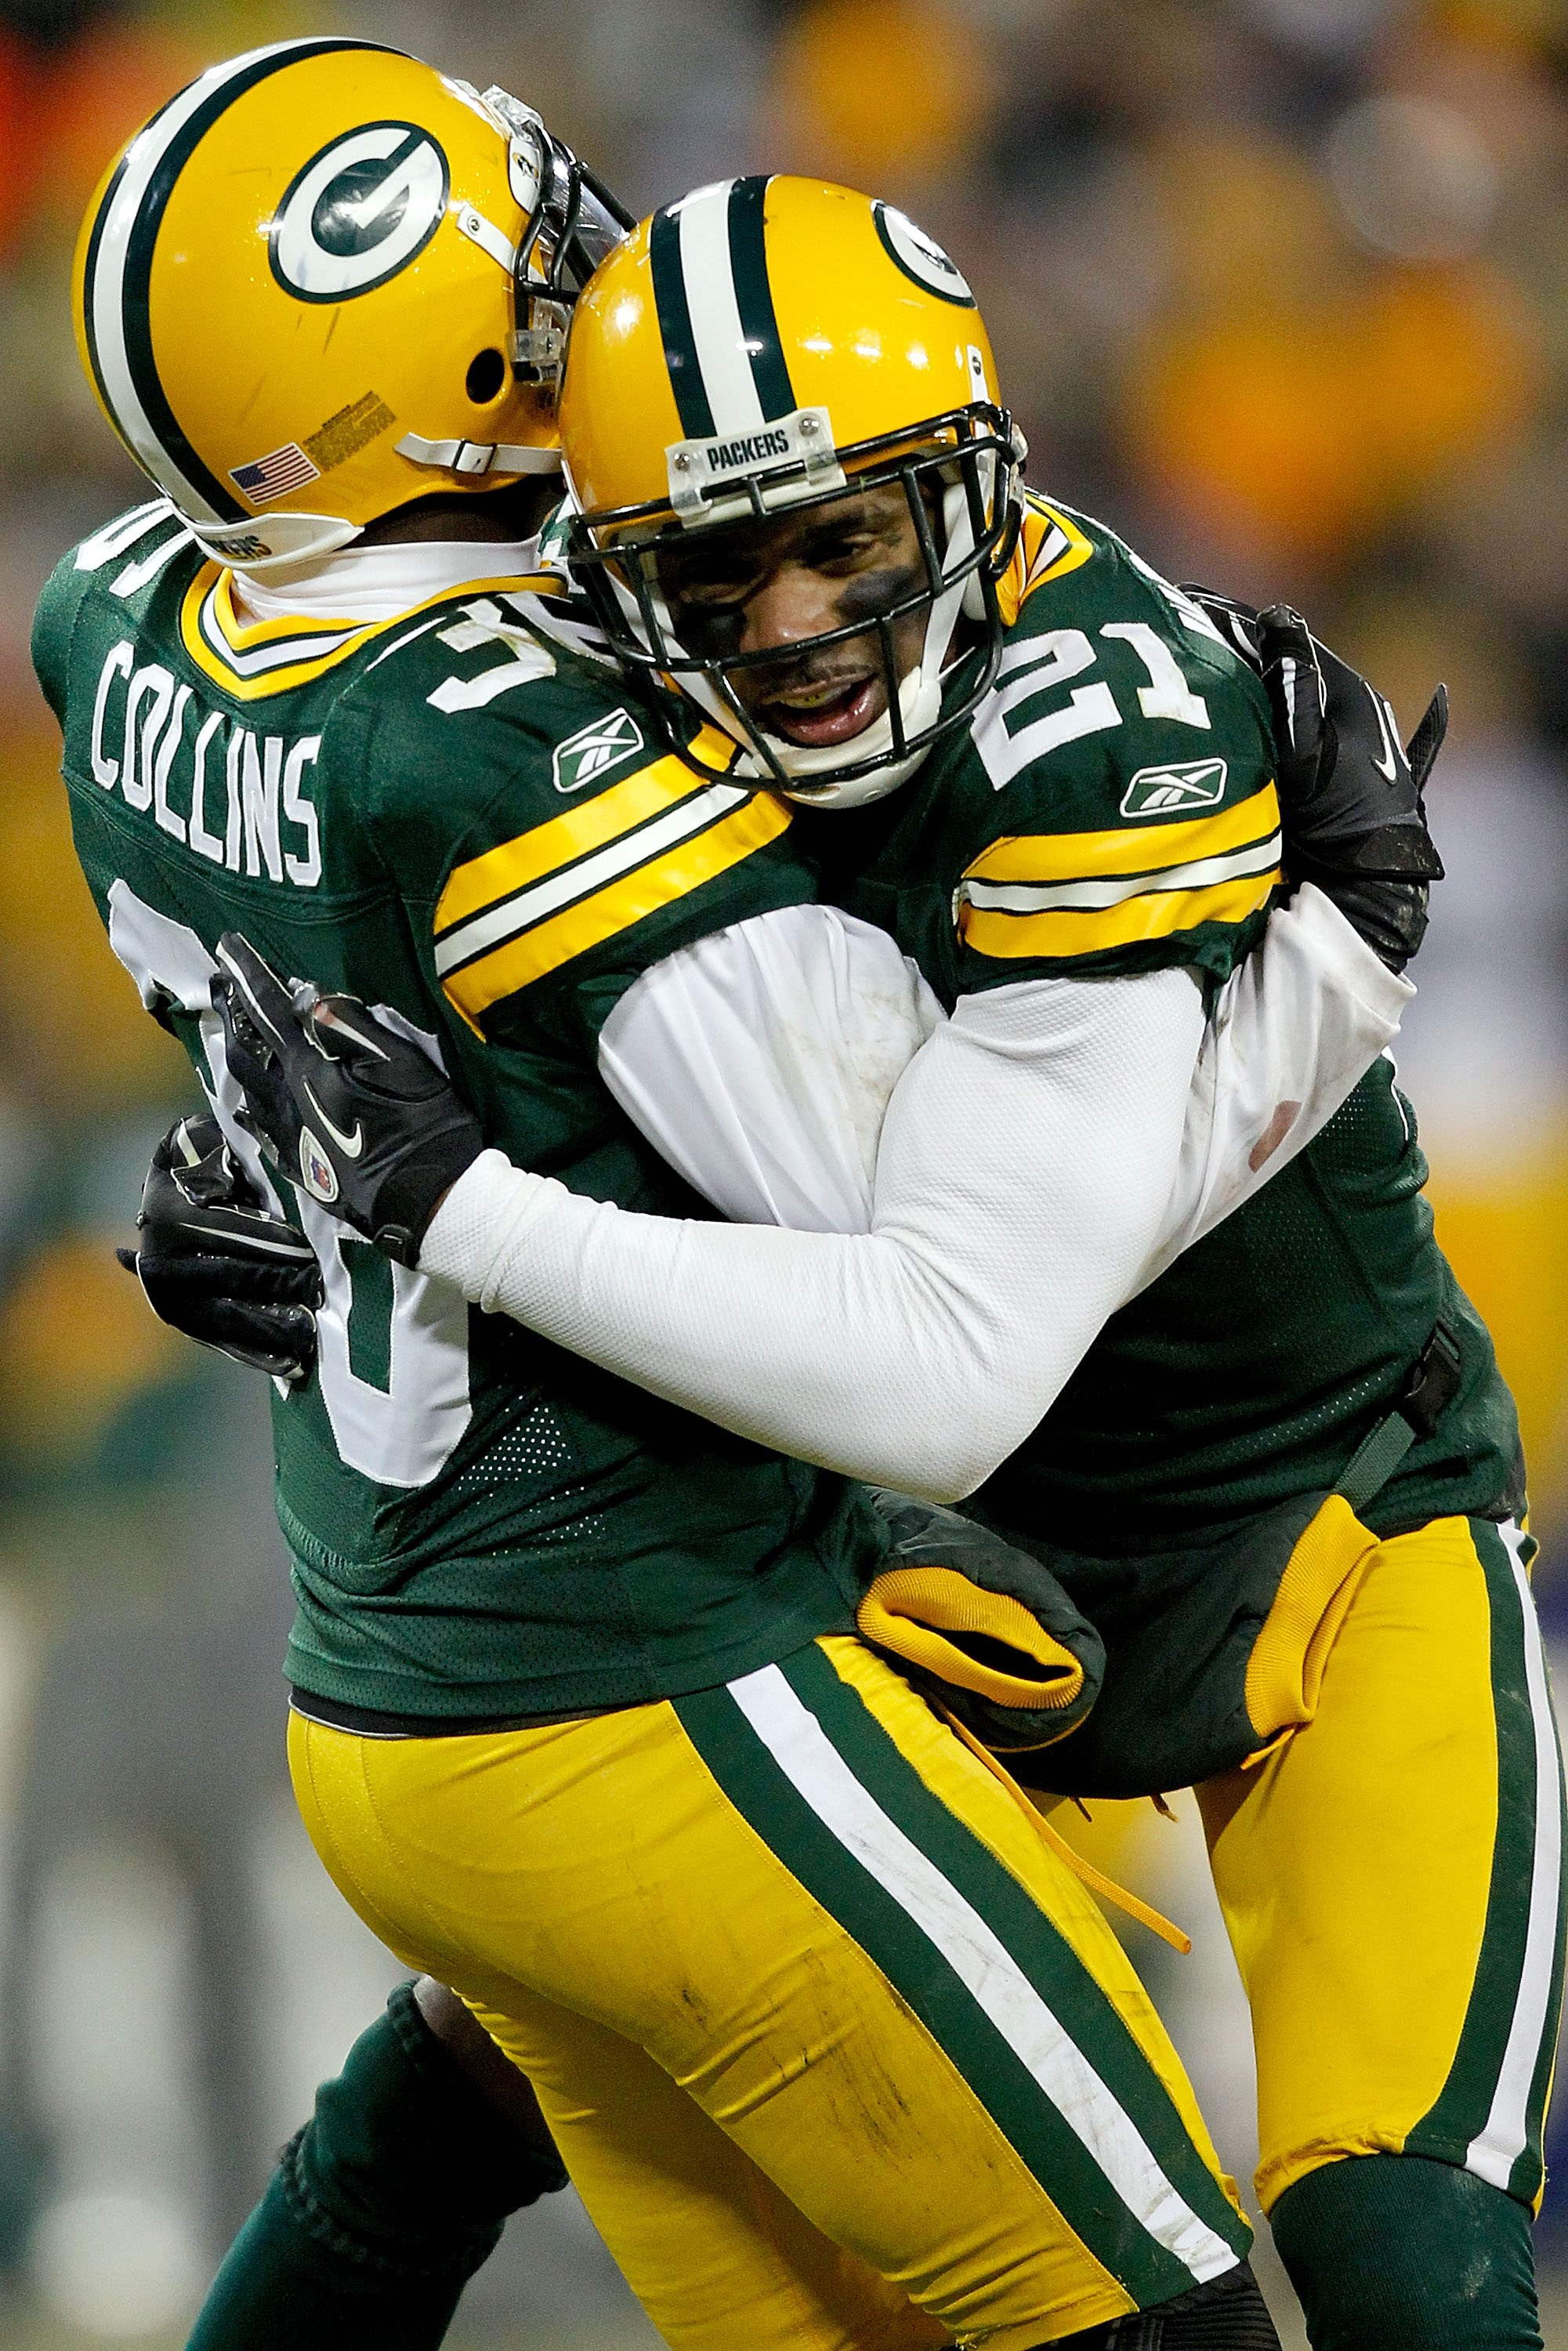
left=1185, top=586, right=1445, bottom=972
left=118, top=1113, right=324, bottom=1383
left=213, top=933, right=484, bottom=1268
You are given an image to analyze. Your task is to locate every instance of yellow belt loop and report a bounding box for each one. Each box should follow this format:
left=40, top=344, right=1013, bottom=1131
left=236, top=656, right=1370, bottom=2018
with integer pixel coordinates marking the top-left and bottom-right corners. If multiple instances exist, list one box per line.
left=938, top=1705, right=1192, bottom=1956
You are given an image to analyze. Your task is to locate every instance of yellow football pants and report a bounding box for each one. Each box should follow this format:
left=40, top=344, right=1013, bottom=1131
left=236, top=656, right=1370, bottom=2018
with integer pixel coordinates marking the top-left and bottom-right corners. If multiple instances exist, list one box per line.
left=1199, top=1514, right=1565, bottom=2215
left=290, top=1635, right=1251, bottom=2349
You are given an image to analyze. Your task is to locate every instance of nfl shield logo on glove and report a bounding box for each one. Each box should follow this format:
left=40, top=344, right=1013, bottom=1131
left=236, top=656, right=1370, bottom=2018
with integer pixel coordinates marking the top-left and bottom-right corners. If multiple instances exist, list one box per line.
left=299, top=1128, right=339, bottom=1204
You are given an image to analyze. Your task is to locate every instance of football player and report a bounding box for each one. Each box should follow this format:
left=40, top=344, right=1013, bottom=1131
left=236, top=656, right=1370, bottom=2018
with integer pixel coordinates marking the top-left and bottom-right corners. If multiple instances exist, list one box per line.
left=48, top=40, right=623, bottom=2351
left=215, top=182, right=1559, bottom=2351
left=43, top=56, right=1430, bottom=2351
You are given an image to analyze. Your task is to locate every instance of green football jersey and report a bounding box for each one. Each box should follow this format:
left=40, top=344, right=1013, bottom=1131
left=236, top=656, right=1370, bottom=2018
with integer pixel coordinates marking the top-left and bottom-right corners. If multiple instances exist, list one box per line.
left=813, top=496, right=1521, bottom=1557
left=33, top=500, right=882, bottom=1720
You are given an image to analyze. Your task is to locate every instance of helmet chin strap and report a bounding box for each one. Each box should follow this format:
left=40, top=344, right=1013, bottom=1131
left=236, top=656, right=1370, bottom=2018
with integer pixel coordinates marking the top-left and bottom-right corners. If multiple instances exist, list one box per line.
left=768, top=666, right=942, bottom=808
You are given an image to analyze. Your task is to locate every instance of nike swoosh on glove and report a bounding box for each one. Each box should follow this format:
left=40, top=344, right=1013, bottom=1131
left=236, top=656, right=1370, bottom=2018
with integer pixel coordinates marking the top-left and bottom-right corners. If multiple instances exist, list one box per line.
left=1184, top=585, right=1445, bottom=973
left=213, top=933, right=484, bottom=1268
left=118, top=1112, right=324, bottom=1383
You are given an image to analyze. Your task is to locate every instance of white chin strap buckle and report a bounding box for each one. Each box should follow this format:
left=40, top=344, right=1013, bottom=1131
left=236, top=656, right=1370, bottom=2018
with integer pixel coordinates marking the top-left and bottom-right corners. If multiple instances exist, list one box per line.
left=396, top=431, right=563, bottom=478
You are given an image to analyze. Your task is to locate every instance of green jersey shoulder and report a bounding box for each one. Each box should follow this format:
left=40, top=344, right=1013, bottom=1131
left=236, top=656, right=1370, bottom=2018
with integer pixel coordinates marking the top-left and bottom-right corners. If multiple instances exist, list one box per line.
left=832, top=495, right=1282, bottom=1004
left=321, top=581, right=819, bottom=1077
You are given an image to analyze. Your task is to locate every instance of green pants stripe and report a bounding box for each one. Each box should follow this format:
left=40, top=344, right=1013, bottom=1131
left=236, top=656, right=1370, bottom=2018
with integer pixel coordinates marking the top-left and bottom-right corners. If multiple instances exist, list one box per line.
left=1407, top=1519, right=1566, bottom=2206
left=676, top=1643, right=1250, bottom=2309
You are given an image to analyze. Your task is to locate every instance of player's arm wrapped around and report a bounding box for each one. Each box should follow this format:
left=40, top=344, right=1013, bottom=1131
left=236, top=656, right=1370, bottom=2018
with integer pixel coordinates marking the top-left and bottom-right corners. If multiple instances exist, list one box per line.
left=118, top=1114, right=324, bottom=1384
left=214, top=933, right=485, bottom=1268
left=856, top=1489, right=1106, bottom=1751
left=1187, top=590, right=1445, bottom=973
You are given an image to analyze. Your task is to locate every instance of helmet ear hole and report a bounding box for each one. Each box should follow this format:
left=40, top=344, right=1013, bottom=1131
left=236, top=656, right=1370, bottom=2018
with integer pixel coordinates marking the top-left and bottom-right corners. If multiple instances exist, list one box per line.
left=465, top=348, right=507, bottom=404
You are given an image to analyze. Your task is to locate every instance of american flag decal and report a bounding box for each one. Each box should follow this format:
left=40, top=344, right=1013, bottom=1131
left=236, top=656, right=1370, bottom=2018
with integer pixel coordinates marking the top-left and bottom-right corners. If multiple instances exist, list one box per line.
left=229, top=443, right=321, bottom=505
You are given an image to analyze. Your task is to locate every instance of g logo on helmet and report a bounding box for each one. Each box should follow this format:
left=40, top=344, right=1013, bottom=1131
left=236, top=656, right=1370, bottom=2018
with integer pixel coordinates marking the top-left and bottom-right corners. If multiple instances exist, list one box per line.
left=872, top=202, right=975, bottom=307
left=271, top=122, right=451, bottom=305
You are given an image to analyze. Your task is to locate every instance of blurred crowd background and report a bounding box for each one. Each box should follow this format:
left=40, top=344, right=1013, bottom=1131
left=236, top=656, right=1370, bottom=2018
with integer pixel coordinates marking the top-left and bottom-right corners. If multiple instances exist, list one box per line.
left=0, top=0, right=1563, bottom=2342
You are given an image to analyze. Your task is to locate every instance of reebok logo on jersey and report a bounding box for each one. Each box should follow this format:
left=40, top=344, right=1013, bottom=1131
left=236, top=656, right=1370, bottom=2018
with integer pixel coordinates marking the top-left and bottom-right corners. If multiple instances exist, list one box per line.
left=552, top=708, right=645, bottom=794
left=1121, top=759, right=1228, bottom=817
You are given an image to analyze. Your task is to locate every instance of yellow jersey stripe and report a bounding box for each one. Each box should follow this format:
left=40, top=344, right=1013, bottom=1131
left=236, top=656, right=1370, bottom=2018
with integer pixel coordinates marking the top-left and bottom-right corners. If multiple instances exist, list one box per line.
left=963, top=831, right=1280, bottom=917
left=436, top=745, right=724, bottom=938
left=964, top=781, right=1280, bottom=889
left=436, top=777, right=750, bottom=977
left=208, top=570, right=368, bottom=652
left=959, top=868, right=1278, bottom=962
left=176, top=568, right=568, bottom=704
left=444, top=793, right=793, bottom=1021
left=206, top=567, right=567, bottom=654
left=997, top=498, right=1094, bottom=625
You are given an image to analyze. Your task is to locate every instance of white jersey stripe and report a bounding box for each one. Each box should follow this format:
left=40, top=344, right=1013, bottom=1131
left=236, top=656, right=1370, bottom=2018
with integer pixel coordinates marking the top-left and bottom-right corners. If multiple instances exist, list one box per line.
left=198, top=587, right=363, bottom=678
left=675, top=183, right=765, bottom=439
left=726, top=1661, right=1239, bottom=2286
left=87, top=40, right=344, bottom=520
left=1466, top=1520, right=1564, bottom=2190
left=963, top=835, right=1282, bottom=918
left=433, top=781, right=750, bottom=976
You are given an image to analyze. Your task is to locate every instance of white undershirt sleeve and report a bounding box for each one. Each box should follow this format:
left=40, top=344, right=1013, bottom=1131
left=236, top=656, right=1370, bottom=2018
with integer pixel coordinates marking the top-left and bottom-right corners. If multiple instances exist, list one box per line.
left=420, top=887, right=1407, bottom=1500
left=1139, top=881, right=1413, bottom=1290
left=421, top=969, right=1205, bottom=1501
left=596, top=904, right=943, bottom=1233
left=596, top=885, right=1409, bottom=1270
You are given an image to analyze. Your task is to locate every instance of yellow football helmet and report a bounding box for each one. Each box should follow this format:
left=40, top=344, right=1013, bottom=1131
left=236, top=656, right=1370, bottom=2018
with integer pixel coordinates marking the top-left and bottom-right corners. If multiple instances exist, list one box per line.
left=74, top=38, right=631, bottom=573
left=560, top=175, right=1024, bottom=804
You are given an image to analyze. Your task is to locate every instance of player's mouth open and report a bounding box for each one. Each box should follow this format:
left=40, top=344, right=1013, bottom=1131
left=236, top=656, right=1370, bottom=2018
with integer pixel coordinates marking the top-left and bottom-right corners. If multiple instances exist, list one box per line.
left=755, top=671, right=886, bottom=748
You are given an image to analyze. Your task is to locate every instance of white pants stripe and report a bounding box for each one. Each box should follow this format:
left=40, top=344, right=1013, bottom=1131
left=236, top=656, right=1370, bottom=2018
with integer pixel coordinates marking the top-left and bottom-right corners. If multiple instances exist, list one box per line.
left=727, top=1661, right=1240, bottom=2286
left=1465, top=1520, right=1565, bottom=2190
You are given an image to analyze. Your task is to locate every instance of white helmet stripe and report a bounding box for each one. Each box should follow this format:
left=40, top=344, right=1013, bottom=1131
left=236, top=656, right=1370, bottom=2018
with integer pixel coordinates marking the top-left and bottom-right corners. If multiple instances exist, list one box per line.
left=84, top=38, right=383, bottom=523
left=672, top=180, right=765, bottom=440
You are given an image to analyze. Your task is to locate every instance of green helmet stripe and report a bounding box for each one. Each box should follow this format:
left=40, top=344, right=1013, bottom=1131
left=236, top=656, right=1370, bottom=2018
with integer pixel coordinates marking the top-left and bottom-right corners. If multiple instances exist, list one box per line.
left=726, top=177, right=795, bottom=424
left=84, top=37, right=393, bottom=523
left=649, top=202, right=715, bottom=440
